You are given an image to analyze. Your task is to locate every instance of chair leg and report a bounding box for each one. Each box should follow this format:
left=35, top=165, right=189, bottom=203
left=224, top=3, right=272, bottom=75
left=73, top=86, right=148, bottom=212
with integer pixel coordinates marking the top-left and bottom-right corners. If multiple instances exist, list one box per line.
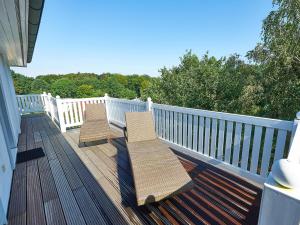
left=107, top=134, right=111, bottom=143
left=78, top=141, right=84, bottom=148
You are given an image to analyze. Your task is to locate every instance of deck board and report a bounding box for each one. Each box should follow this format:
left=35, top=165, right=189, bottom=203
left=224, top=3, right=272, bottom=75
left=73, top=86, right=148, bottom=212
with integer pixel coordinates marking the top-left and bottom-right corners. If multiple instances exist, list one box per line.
left=73, top=186, right=108, bottom=225
left=44, top=198, right=66, bottom=225
left=26, top=160, right=46, bottom=225
left=7, top=163, right=27, bottom=224
left=8, top=114, right=262, bottom=225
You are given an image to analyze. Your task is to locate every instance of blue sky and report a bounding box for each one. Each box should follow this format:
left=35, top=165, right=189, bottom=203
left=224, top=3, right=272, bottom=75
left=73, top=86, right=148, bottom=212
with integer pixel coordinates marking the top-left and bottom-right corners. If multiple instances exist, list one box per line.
left=14, top=0, right=273, bottom=77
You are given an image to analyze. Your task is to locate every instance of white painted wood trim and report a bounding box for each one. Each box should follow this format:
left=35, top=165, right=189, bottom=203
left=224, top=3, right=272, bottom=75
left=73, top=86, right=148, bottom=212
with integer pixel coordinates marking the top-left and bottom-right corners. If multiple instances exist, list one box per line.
left=258, top=174, right=300, bottom=225
left=288, top=117, right=300, bottom=163
left=152, top=103, right=293, bottom=130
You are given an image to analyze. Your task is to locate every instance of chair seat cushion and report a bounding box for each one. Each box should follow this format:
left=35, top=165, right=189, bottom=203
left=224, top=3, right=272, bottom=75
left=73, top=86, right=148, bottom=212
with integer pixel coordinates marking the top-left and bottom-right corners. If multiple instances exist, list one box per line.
left=85, top=103, right=107, bottom=121
left=127, top=139, right=193, bottom=205
left=79, top=120, right=110, bottom=143
left=125, top=112, right=157, bottom=143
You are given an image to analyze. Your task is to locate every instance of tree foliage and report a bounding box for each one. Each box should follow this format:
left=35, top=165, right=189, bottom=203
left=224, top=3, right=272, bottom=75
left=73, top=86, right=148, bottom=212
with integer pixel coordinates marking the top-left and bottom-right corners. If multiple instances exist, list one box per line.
left=12, top=71, right=151, bottom=100
left=142, top=51, right=265, bottom=116
left=12, top=71, right=33, bottom=95
left=51, top=78, right=77, bottom=98
left=76, top=85, right=95, bottom=98
left=31, top=79, right=50, bottom=93
left=247, top=0, right=300, bottom=119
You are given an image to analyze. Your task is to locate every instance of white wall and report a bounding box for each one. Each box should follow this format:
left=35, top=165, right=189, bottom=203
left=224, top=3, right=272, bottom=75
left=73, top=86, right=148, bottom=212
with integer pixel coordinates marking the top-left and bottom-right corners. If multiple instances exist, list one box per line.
left=0, top=0, right=29, bottom=66
left=0, top=123, right=12, bottom=225
left=0, top=54, right=21, bottom=223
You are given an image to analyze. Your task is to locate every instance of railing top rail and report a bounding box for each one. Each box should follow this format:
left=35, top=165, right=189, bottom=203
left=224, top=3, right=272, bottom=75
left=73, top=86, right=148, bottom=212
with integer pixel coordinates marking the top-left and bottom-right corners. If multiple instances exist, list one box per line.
left=60, top=97, right=105, bottom=103
left=107, top=97, right=146, bottom=105
left=152, top=103, right=294, bottom=131
left=16, top=94, right=44, bottom=97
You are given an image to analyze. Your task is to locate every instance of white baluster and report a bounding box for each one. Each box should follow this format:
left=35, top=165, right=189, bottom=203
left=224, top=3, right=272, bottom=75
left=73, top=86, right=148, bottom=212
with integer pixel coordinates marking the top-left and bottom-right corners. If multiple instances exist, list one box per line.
left=48, top=93, right=55, bottom=121
left=56, top=96, right=66, bottom=132
left=147, top=97, right=152, bottom=111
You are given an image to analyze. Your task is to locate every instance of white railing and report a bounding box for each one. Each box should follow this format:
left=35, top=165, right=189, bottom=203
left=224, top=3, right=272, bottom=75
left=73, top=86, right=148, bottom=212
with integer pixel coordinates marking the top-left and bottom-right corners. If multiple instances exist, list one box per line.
left=57, top=96, right=106, bottom=132
left=152, top=103, right=294, bottom=179
left=106, top=97, right=147, bottom=126
left=17, top=93, right=60, bottom=124
left=16, top=94, right=46, bottom=114
left=46, top=94, right=59, bottom=124
left=16, top=93, right=147, bottom=132
left=58, top=96, right=147, bottom=131
left=16, top=93, right=298, bottom=182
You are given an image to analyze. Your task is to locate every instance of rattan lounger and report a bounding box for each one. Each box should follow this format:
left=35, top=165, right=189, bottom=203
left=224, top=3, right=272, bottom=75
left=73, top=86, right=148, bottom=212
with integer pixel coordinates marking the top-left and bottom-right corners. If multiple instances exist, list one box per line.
left=125, top=111, right=193, bottom=206
left=79, top=103, right=110, bottom=144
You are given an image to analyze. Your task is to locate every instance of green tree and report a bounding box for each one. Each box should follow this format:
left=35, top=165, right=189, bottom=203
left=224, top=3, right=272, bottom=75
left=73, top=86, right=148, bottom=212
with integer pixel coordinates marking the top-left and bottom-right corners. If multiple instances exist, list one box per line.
left=127, top=75, right=143, bottom=97
left=154, top=51, right=222, bottom=109
left=35, top=74, right=62, bottom=84
left=247, top=0, right=300, bottom=119
left=51, top=78, right=77, bottom=98
left=141, top=77, right=164, bottom=102
left=31, top=79, right=50, bottom=93
left=11, top=71, right=33, bottom=94
left=93, top=89, right=105, bottom=97
left=13, top=71, right=152, bottom=100
left=99, top=76, right=131, bottom=98
left=76, top=84, right=95, bottom=98
left=120, top=88, right=136, bottom=99
left=239, top=84, right=265, bottom=115
left=215, top=55, right=262, bottom=114
left=144, top=51, right=265, bottom=117
left=114, top=74, right=129, bottom=86
left=75, top=77, right=100, bottom=89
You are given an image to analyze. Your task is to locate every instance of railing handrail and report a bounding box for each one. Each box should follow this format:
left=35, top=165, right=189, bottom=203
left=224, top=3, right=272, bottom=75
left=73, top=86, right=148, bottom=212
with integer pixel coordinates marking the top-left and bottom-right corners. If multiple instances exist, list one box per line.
left=16, top=93, right=45, bottom=96
left=106, top=97, right=147, bottom=105
left=152, top=103, right=294, bottom=131
left=60, top=96, right=105, bottom=102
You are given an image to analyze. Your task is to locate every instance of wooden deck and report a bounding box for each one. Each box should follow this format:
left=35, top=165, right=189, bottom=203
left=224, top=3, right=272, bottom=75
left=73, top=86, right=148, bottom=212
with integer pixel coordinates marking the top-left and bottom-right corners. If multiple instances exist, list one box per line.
left=7, top=114, right=262, bottom=225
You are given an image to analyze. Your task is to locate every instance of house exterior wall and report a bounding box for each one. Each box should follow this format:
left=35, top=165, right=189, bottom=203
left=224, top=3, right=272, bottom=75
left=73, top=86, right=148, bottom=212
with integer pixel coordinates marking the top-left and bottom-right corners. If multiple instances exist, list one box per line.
left=0, top=0, right=44, bottom=223
left=0, top=55, right=21, bottom=223
left=0, top=0, right=29, bottom=66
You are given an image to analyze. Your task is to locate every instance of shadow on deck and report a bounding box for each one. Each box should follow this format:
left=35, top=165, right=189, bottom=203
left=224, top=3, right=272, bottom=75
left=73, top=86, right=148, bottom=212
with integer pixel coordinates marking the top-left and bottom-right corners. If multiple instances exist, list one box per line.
left=7, top=114, right=262, bottom=225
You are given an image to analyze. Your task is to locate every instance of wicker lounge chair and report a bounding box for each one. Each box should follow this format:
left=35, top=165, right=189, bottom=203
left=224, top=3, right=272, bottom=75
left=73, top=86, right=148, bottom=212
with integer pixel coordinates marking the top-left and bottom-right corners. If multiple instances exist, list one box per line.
left=125, top=111, right=193, bottom=206
left=79, top=103, right=110, bottom=144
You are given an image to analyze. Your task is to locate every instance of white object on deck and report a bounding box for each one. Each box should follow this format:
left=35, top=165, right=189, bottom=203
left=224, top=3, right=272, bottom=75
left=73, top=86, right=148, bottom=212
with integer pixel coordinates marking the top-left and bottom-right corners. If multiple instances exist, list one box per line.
left=258, top=174, right=300, bottom=225
left=271, top=159, right=300, bottom=189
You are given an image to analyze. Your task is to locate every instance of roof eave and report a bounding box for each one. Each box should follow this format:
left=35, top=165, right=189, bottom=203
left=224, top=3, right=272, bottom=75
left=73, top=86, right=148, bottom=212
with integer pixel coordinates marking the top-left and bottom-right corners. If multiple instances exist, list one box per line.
left=27, top=0, right=45, bottom=63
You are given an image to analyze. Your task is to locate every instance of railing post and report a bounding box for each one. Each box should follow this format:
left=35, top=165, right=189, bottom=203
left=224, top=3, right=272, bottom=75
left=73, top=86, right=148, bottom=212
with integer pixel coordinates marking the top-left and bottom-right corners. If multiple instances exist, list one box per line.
left=56, top=95, right=66, bottom=132
left=288, top=112, right=300, bottom=163
left=47, top=93, right=55, bottom=121
left=104, top=93, right=110, bottom=122
left=104, top=93, right=109, bottom=101
left=258, top=112, right=300, bottom=225
left=45, top=93, right=50, bottom=116
left=147, top=97, right=152, bottom=111
left=42, top=92, right=47, bottom=112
